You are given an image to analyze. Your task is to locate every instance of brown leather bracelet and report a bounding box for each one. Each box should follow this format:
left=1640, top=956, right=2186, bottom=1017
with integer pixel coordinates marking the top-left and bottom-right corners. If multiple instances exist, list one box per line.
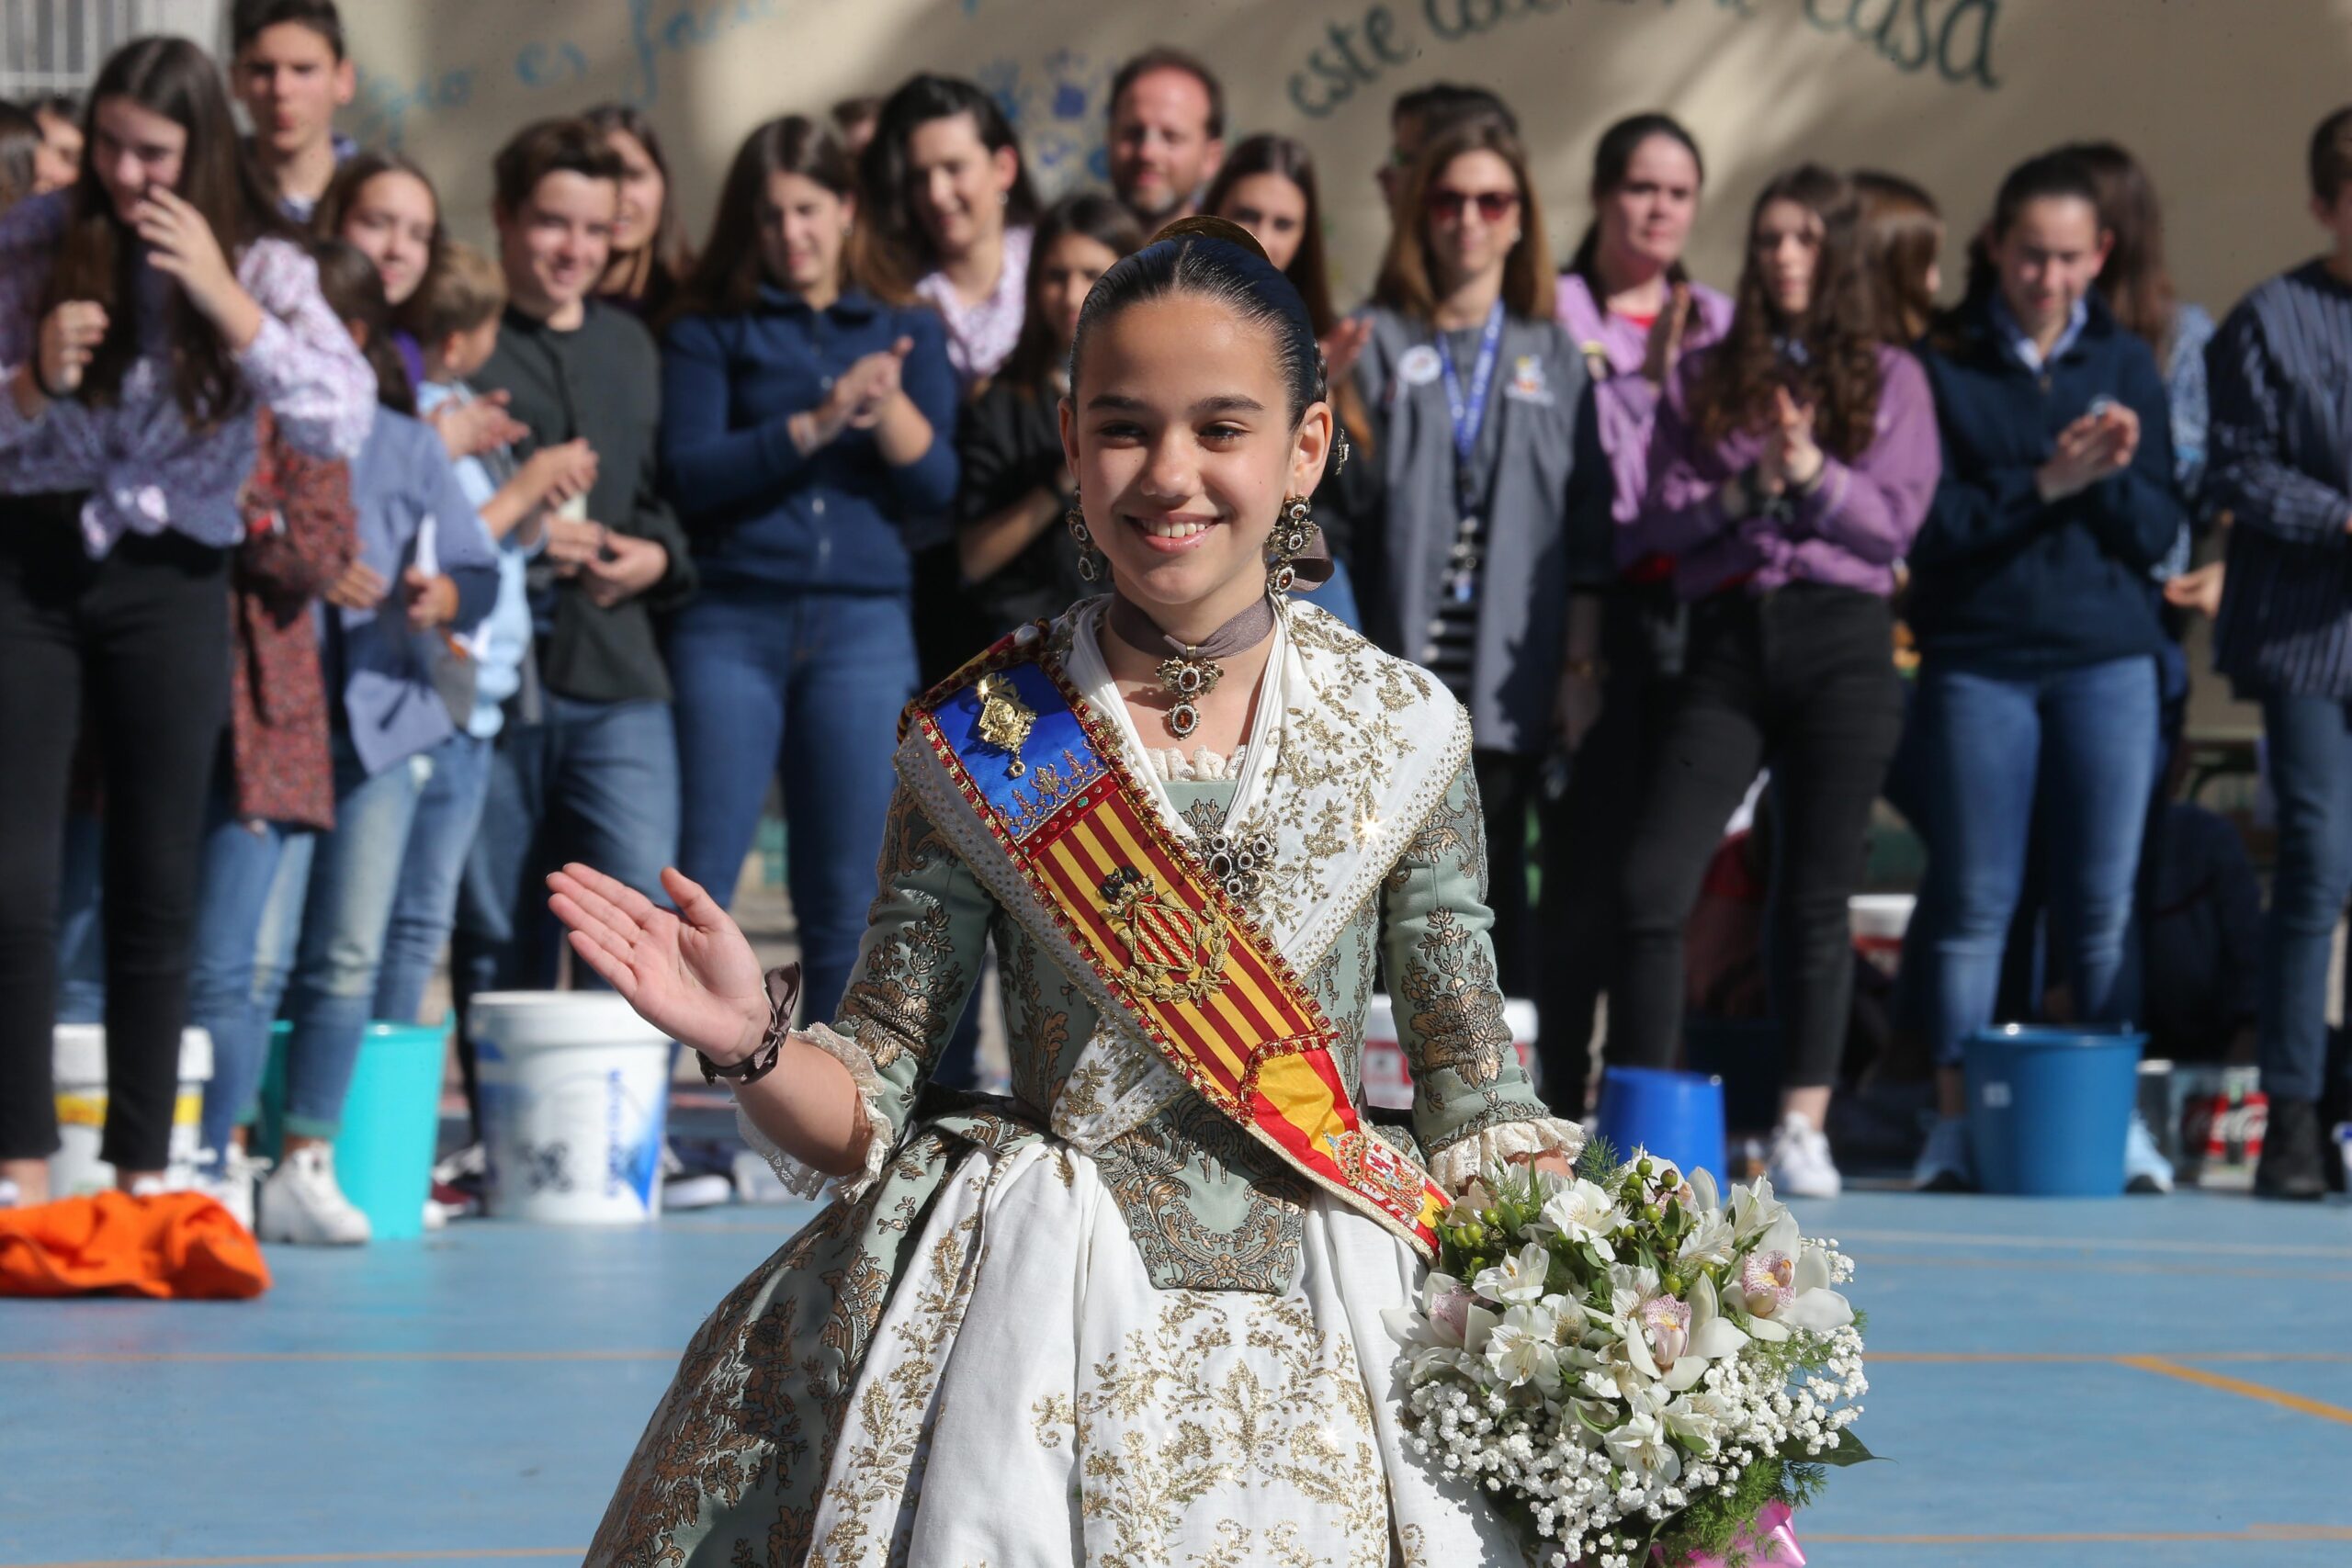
left=697, top=963, right=801, bottom=1087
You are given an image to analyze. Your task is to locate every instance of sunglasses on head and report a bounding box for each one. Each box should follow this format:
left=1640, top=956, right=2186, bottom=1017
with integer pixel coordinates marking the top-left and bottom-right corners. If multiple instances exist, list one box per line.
left=1426, top=187, right=1519, bottom=222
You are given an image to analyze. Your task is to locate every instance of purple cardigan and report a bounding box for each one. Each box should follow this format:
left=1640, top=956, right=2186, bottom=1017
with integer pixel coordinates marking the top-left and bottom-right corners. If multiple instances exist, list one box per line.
left=1555, top=270, right=1735, bottom=528
left=1631, top=343, right=1940, bottom=601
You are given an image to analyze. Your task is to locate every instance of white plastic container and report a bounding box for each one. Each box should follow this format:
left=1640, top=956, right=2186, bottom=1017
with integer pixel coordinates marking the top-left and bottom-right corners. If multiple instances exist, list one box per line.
left=469, top=992, right=672, bottom=1224
left=1360, top=995, right=1542, bottom=1111
left=1848, top=893, right=1917, bottom=964
left=51, top=1025, right=213, bottom=1196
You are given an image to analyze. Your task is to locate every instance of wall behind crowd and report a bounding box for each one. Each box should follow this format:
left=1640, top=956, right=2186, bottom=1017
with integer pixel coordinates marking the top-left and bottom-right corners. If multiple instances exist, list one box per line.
left=340, top=0, right=2352, bottom=313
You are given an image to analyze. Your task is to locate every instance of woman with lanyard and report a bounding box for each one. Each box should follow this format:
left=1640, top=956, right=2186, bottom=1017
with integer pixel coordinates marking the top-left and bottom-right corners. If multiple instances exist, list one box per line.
left=1543, top=110, right=1732, bottom=1112
left=1356, top=116, right=1605, bottom=999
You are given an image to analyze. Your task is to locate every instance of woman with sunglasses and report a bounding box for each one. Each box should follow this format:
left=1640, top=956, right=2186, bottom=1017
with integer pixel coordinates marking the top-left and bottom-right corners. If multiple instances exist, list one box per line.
left=1356, top=117, right=1607, bottom=1004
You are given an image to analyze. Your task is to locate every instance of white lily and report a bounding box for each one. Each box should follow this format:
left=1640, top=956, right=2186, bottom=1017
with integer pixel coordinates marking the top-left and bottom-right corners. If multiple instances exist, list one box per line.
left=1485, top=1303, right=1566, bottom=1393
left=1730, top=1175, right=1790, bottom=1244
left=1678, top=1208, right=1738, bottom=1269
left=1665, top=1386, right=1737, bottom=1448
left=1687, top=1167, right=1721, bottom=1215
left=1603, top=1384, right=1682, bottom=1483
left=1473, top=1240, right=1555, bottom=1306
left=1442, top=1177, right=1497, bottom=1227
left=1381, top=1270, right=1498, bottom=1357
left=1534, top=1177, right=1627, bottom=1260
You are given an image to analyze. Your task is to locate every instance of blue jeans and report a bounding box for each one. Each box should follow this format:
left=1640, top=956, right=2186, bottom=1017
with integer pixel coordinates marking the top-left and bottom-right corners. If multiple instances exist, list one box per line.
left=374, top=731, right=493, bottom=1025
left=2257, top=693, right=2352, bottom=1102
left=671, top=589, right=916, bottom=1023
left=62, top=795, right=300, bottom=1163
left=1915, top=656, right=2158, bottom=1067
left=252, top=740, right=435, bottom=1139
left=453, top=694, right=680, bottom=1007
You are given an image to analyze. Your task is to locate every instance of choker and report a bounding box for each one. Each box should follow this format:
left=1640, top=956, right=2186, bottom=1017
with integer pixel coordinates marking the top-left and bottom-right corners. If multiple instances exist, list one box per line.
left=1103, top=593, right=1275, bottom=740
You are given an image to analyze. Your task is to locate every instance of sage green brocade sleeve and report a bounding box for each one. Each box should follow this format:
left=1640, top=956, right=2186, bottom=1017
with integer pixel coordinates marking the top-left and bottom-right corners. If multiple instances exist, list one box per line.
left=1379, top=758, right=1585, bottom=1193
left=742, top=784, right=996, bottom=1200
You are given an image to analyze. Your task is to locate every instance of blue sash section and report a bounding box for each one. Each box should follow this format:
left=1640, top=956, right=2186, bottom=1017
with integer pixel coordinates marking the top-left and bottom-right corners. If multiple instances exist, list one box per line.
left=926, top=658, right=1105, bottom=844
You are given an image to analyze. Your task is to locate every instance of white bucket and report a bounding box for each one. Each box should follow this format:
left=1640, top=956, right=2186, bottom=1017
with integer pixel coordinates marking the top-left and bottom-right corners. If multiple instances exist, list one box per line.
left=1849, top=893, right=1917, bottom=967
left=1359, top=995, right=1542, bottom=1111
left=470, top=992, right=672, bottom=1224
left=51, top=1025, right=214, bottom=1196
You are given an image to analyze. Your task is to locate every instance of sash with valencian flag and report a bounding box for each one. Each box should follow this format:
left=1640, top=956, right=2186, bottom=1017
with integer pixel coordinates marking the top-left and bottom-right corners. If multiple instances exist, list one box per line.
left=903, top=629, right=1450, bottom=1258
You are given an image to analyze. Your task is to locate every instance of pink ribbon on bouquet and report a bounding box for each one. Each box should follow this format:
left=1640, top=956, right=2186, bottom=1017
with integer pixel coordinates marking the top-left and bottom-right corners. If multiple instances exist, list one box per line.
left=1657, top=1502, right=1805, bottom=1567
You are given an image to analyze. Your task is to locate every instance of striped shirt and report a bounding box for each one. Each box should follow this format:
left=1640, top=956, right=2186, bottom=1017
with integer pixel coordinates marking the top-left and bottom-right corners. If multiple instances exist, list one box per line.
left=2208, top=262, right=2352, bottom=697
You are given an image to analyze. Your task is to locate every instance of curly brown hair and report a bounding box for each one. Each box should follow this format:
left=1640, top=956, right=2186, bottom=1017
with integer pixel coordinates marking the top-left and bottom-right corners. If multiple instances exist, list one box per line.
left=1691, top=164, right=1881, bottom=461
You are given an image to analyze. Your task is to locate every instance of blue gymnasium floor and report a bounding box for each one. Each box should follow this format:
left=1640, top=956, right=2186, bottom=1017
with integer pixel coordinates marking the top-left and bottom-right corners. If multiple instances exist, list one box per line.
left=5, top=1188, right=2351, bottom=1568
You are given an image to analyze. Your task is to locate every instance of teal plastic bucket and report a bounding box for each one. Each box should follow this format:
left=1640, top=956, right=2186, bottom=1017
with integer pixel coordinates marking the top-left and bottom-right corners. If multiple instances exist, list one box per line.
left=1963, top=1024, right=2144, bottom=1197
left=258, top=1018, right=449, bottom=1240
left=1594, top=1066, right=1727, bottom=1184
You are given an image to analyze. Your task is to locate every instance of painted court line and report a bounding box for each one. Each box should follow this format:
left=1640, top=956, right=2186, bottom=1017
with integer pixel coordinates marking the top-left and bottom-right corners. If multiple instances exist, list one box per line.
left=1871, top=1350, right=2352, bottom=1364
left=1837, top=1226, right=2352, bottom=1260
left=1858, top=1250, right=2352, bottom=1282
left=1809, top=1525, right=2352, bottom=1545
left=2118, top=1353, right=2352, bottom=1428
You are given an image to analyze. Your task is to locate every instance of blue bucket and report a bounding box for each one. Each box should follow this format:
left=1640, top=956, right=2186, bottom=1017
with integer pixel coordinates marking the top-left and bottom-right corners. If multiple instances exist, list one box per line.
left=1595, top=1066, right=1727, bottom=1184
left=1963, top=1024, right=2144, bottom=1197
left=258, top=1018, right=450, bottom=1240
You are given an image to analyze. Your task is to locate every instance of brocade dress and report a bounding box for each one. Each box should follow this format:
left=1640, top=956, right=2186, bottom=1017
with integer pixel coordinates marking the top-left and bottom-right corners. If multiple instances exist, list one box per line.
left=586, top=598, right=1583, bottom=1567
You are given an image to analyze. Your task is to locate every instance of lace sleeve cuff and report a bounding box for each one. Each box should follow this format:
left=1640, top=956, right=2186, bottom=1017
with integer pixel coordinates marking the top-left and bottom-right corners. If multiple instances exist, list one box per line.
left=1427, top=1115, right=1587, bottom=1195
left=736, top=1023, right=897, bottom=1203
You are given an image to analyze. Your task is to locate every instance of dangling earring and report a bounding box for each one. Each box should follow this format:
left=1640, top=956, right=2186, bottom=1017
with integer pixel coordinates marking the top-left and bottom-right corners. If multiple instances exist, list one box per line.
left=1266, top=496, right=1315, bottom=594
left=1069, top=505, right=1107, bottom=584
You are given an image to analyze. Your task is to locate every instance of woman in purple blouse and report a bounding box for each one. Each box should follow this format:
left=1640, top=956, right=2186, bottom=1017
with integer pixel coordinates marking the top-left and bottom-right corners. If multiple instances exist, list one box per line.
left=1610, top=164, right=1940, bottom=1200
left=0, top=37, right=372, bottom=1206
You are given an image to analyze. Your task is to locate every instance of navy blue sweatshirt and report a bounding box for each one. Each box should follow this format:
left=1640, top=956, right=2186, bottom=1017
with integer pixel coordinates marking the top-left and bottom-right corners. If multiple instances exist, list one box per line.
left=1909, top=294, right=2185, bottom=674
left=660, top=287, right=959, bottom=595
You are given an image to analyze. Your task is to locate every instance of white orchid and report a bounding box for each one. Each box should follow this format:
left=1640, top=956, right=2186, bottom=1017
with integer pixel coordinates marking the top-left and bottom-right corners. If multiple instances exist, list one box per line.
left=1474, top=1240, right=1555, bottom=1306
left=1618, top=1269, right=1750, bottom=1391
left=1382, top=1270, right=1498, bottom=1358
left=1732, top=1213, right=1855, bottom=1343
left=1534, top=1177, right=1627, bottom=1260
left=1486, top=1302, right=1566, bottom=1394
left=1729, top=1175, right=1790, bottom=1245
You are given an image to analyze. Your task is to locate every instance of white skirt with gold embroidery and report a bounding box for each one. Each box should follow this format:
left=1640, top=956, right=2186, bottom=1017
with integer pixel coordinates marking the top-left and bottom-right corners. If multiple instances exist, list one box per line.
left=799, top=1139, right=1529, bottom=1567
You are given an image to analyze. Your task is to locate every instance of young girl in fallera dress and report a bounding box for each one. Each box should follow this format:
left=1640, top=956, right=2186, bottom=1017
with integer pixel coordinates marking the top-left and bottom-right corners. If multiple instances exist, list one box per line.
left=553, top=218, right=1584, bottom=1566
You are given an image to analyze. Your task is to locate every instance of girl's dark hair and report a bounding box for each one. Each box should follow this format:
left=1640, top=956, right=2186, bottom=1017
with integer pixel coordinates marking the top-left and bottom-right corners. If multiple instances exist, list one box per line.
left=311, top=236, right=414, bottom=415
left=1569, top=111, right=1704, bottom=285
left=1203, top=133, right=1336, bottom=336
left=1953, top=149, right=2106, bottom=318
left=583, top=103, right=695, bottom=315
left=43, top=36, right=289, bottom=429
left=1070, top=215, right=1325, bottom=426
left=313, top=149, right=441, bottom=245
left=1374, top=117, right=1555, bottom=323
left=2064, top=141, right=2176, bottom=357
left=673, top=115, right=856, bottom=321
left=1851, top=169, right=1942, bottom=345
left=854, top=73, right=1039, bottom=303
left=1691, top=164, right=1883, bottom=461
left=999, top=191, right=1143, bottom=391
left=0, top=101, right=40, bottom=211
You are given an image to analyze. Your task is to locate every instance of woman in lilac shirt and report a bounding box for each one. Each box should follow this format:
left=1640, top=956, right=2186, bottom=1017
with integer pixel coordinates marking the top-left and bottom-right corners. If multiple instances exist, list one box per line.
left=1540, top=112, right=1733, bottom=1111
left=1611, top=164, right=1940, bottom=1199
left=0, top=37, right=371, bottom=1205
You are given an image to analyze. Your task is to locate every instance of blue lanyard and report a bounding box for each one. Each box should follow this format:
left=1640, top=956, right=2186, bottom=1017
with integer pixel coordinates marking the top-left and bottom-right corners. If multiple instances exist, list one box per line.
left=1434, top=300, right=1506, bottom=513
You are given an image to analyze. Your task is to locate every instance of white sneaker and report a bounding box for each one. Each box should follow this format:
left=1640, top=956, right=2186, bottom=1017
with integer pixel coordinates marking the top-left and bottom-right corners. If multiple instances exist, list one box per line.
left=1766, top=1113, right=1843, bottom=1199
left=2123, top=1111, right=2175, bottom=1194
left=192, top=1145, right=270, bottom=1231
left=256, top=1145, right=371, bottom=1246
left=1914, top=1115, right=1975, bottom=1191
left=0, top=1179, right=20, bottom=1208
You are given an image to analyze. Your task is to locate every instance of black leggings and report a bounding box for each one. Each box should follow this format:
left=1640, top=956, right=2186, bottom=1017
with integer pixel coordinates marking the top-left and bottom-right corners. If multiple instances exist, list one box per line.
left=1612, top=585, right=1903, bottom=1090
left=0, top=504, right=229, bottom=1168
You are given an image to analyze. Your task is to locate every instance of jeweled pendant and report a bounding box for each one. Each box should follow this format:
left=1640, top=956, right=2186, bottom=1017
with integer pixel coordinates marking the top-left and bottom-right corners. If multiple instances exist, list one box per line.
left=1168, top=699, right=1201, bottom=739
left=1155, top=653, right=1220, bottom=740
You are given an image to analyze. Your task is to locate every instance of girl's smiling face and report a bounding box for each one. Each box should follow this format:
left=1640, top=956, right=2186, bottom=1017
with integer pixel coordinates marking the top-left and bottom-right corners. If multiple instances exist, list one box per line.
left=1061, top=291, right=1330, bottom=630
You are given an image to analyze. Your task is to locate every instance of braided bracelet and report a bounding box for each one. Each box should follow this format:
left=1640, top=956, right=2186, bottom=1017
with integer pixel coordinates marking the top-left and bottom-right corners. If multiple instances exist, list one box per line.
left=697, top=962, right=801, bottom=1086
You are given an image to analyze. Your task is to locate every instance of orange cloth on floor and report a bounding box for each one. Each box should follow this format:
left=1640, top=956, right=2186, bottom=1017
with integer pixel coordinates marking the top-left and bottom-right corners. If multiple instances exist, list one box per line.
left=0, top=1190, right=271, bottom=1299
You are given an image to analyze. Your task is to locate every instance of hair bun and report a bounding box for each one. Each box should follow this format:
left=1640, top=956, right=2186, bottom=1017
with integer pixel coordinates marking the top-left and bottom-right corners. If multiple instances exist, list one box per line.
left=1150, top=213, right=1272, bottom=264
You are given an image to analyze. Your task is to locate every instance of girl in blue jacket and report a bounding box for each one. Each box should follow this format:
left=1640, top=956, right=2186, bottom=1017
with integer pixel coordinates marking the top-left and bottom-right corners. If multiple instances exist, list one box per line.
left=660, top=116, right=956, bottom=1022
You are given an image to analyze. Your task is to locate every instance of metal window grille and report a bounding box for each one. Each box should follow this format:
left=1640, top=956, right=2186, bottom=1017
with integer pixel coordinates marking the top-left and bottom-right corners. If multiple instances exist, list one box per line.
left=0, top=0, right=226, bottom=101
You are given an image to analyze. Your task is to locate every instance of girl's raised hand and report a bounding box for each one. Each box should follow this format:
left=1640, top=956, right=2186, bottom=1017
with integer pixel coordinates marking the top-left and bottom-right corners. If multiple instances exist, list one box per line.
left=132, top=187, right=252, bottom=341
left=548, top=863, right=771, bottom=1066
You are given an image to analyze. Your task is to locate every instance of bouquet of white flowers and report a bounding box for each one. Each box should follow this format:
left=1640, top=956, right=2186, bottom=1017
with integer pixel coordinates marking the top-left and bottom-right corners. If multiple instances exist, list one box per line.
left=1385, top=1142, right=1871, bottom=1568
